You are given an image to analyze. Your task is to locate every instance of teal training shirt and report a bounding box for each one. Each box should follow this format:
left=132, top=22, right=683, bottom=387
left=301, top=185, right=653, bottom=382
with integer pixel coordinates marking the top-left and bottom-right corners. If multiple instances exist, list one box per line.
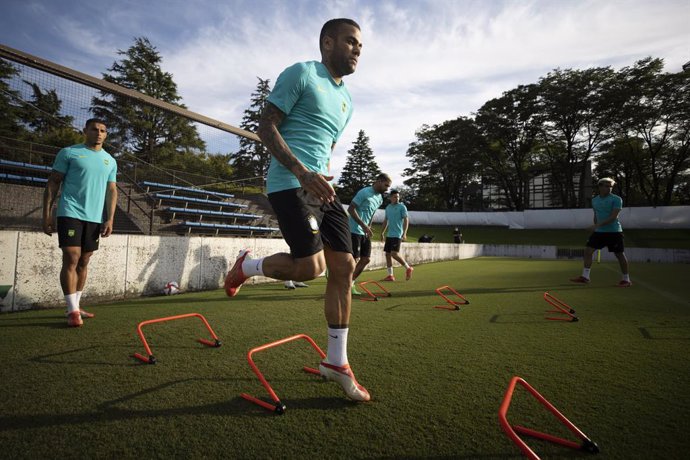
left=592, top=193, right=623, bottom=232
left=52, top=144, right=117, bottom=223
left=266, top=61, right=353, bottom=193
left=349, top=186, right=383, bottom=236
left=385, top=202, right=409, bottom=238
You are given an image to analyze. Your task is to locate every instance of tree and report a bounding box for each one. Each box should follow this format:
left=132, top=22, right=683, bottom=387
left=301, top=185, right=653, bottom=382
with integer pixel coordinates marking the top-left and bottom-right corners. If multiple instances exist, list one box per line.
left=404, top=117, right=484, bottom=211
left=337, top=130, right=382, bottom=203
left=91, top=37, right=205, bottom=164
left=536, top=67, right=620, bottom=208
left=615, top=58, right=690, bottom=206
left=0, top=59, right=24, bottom=140
left=232, top=77, right=271, bottom=182
left=475, top=84, right=542, bottom=210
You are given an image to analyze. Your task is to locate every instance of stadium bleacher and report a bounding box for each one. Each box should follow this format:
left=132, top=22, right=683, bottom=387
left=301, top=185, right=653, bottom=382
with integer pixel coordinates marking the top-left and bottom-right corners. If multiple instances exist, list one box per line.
left=140, top=180, right=235, bottom=199
left=181, top=220, right=279, bottom=236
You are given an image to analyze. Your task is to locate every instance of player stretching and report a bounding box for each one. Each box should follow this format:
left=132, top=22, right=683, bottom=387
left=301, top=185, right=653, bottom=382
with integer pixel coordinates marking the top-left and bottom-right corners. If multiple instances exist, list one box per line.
left=348, top=173, right=392, bottom=294
left=571, top=177, right=631, bottom=287
left=380, top=190, right=413, bottom=281
left=42, top=118, right=117, bottom=327
left=224, top=19, right=369, bottom=402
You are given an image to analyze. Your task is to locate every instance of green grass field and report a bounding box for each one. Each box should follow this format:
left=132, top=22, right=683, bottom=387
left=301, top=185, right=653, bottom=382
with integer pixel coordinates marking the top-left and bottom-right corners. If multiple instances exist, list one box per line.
left=394, top=225, right=690, bottom=249
left=1, top=258, right=689, bottom=459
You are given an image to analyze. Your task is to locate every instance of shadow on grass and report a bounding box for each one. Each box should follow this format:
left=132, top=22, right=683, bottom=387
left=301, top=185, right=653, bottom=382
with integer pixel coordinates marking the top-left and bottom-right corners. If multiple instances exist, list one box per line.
left=0, top=378, right=250, bottom=432
left=638, top=326, right=690, bottom=340
left=0, top=377, right=371, bottom=431
left=29, top=344, right=222, bottom=367
left=489, top=313, right=545, bottom=324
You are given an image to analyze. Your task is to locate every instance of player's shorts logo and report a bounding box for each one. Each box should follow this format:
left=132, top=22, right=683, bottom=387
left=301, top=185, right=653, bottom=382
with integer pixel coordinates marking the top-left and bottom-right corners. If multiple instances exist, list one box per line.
left=68, top=229, right=75, bottom=237
left=307, top=214, right=319, bottom=234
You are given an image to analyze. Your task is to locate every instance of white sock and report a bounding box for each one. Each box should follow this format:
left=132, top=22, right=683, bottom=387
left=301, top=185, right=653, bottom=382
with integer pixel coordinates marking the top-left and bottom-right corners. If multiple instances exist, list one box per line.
left=582, top=268, right=591, bottom=279
left=403, top=262, right=410, bottom=269
left=326, top=327, right=349, bottom=367
left=242, top=257, right=264, bottom=277
left=622, top=273, right=630, bottom=282
left=387, top=267, right=394, bottom=276
left=65, top=293, right=79, bottom=314
left=76, top=290, right=83, bottom=308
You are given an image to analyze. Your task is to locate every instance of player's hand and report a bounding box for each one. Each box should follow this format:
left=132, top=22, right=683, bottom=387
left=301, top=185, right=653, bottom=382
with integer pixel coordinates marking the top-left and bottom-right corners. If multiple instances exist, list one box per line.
left=298, top=171, right=335, bottom=203
left=402, top=234, right=407, bottom=242
left=42, top=219, right=54, bottom=236
left=101, top=220, right=113, bottom=237
left=380, top=233, right=385, bottom=241
left=587, top=224, right=597, bottom=232
left=364, top=226, right=373, bottom=238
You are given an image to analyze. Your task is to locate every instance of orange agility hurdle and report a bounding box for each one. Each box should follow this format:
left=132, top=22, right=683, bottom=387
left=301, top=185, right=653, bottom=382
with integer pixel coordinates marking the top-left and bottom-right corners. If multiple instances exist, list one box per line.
left=434, top=285, right=469, bottom=310
left=240, top=334, right=325, bottom=415
left=499, top=376, right=600, bottom=459
left=544, top=292, right=578, bottom=322
left=132, top=312, right=221, bottom=364
left=358, top=280, right=392, bottom=302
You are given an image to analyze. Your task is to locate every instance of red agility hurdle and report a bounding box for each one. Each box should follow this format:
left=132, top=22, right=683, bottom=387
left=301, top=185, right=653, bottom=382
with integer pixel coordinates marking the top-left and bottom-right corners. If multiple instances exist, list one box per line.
left=240, top=334, right=325, bottom=415
left=132, top=313, right=221, bottom=364
left=358, top=280, right=392, bottom=302
left=499, top=376, right=599, bottom=459
left=544, top=292, right=578, bottom=322
left=434, top=285, right=469, bottom=310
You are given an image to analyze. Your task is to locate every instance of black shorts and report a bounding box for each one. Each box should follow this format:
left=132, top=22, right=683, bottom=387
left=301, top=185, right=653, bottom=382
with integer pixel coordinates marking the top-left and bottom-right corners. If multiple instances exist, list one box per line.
left=351, top=233, right=372, bottom=259
left=586, top=232, right=624, bottom=253
left=268, top=188, right=352, bottom=258
left=384, top=237, right=402, bottom=253
left=57, top=217, right=101, bottom=252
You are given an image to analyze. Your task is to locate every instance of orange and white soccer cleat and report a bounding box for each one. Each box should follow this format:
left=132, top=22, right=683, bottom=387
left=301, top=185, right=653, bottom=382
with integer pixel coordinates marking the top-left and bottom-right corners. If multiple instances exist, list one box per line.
left=224, top=249, right=251, bottom=297
left=319, top=360, right=371, bottom=402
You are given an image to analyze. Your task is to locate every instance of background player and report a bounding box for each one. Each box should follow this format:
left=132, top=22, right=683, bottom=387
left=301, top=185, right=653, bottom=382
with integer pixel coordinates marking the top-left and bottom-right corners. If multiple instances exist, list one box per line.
left=380, top=190, right=413, bottom=281
left=42, top=118, right=117, bottom=327
left=348, top=173, right=391, bottom=293
left=571, top=177, right=631, bottom=287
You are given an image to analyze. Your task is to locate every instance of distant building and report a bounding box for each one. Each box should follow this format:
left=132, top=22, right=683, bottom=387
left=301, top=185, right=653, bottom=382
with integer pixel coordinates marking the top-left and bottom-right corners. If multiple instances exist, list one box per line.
left=683, top=61, right=690, bottom=72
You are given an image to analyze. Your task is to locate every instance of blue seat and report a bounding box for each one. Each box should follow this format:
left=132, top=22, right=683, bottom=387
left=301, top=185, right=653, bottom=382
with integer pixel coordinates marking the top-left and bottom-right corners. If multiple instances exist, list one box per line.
left=0, top=172, right=48, bottom=184
left=0, top=159, right=52, bottom=172
left=181, top=221, right=279, bottom=234
left=154, top=193, right=248, bottom=209
left=166, top=206, right=261, bottom=220
left=141, top=180, right=234, bottom=199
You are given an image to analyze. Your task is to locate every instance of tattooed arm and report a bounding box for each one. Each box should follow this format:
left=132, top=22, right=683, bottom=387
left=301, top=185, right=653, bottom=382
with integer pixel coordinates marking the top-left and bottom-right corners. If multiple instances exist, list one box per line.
left=258, top=102, right=335, bottom=203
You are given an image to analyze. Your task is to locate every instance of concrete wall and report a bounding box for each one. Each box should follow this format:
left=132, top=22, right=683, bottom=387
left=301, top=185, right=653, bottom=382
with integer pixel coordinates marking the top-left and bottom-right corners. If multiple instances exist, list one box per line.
left=1, top=230, right=687, bottom=312
left=369, top=206, right=690, bottom=229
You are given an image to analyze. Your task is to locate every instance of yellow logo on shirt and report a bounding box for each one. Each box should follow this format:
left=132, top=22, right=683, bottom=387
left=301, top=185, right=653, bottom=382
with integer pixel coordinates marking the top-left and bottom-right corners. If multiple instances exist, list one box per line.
left=104, top=159, right=109, bottom=166
left=341, top=101, right=347, bottom=113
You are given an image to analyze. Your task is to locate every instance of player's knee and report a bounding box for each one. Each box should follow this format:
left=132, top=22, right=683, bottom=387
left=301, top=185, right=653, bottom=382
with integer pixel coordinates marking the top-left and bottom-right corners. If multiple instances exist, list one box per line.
left=360, top=256, right=371, bottom=266
left=292, top=257, right=325, bottom=281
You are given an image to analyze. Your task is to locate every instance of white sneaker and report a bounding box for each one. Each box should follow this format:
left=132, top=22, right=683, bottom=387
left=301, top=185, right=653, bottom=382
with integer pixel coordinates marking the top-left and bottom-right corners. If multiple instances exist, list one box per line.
left=319, top=359, right=371, bottom=402
left=293, top=281, right=309, bottom=288
left=284, top=281, right=296, bottom=289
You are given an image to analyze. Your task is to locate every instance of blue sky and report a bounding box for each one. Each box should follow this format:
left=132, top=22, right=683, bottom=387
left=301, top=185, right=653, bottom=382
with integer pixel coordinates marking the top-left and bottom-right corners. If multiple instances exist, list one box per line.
left=1, top=0, right=688, bottom=187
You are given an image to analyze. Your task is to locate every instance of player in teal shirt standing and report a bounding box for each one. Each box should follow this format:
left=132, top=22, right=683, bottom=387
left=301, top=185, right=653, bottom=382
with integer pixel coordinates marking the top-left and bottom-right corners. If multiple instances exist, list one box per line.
left=224, top=19, right=370, bottom=402
left=571, top=177, right=631, bottom=287
left=381, top=190, right=414, bottom=281
left=42, top=118, right=118, bottom=327
left=348, top=173, right=392, bottom=293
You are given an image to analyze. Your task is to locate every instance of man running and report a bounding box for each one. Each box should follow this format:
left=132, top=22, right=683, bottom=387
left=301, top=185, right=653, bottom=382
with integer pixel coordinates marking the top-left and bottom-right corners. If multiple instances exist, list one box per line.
left=380, top=190, right=413, bottom=281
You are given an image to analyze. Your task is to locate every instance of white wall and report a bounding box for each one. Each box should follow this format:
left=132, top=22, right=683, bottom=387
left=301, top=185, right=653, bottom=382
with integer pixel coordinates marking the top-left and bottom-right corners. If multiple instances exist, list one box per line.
left=369, top=206, right=690, bottom=229
left=1, top=230, right=687, bottom=312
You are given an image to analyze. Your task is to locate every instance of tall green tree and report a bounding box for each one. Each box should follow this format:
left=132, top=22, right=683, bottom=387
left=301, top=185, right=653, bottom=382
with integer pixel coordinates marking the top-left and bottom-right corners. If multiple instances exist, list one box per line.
left=614, top=58, right=690, bottom=206
left=404, top=117, right=484, bottom=211
left=536, top=67, right=620, bottom=208
left=0, top=59, right=24, bottom=140
left=337, top=130, right=382, bottom=203
left=233, top=77, right=271, bottom=182
left=91, top=37, right=205, bottom=164
left=475, top=84, right=542, bottom=211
